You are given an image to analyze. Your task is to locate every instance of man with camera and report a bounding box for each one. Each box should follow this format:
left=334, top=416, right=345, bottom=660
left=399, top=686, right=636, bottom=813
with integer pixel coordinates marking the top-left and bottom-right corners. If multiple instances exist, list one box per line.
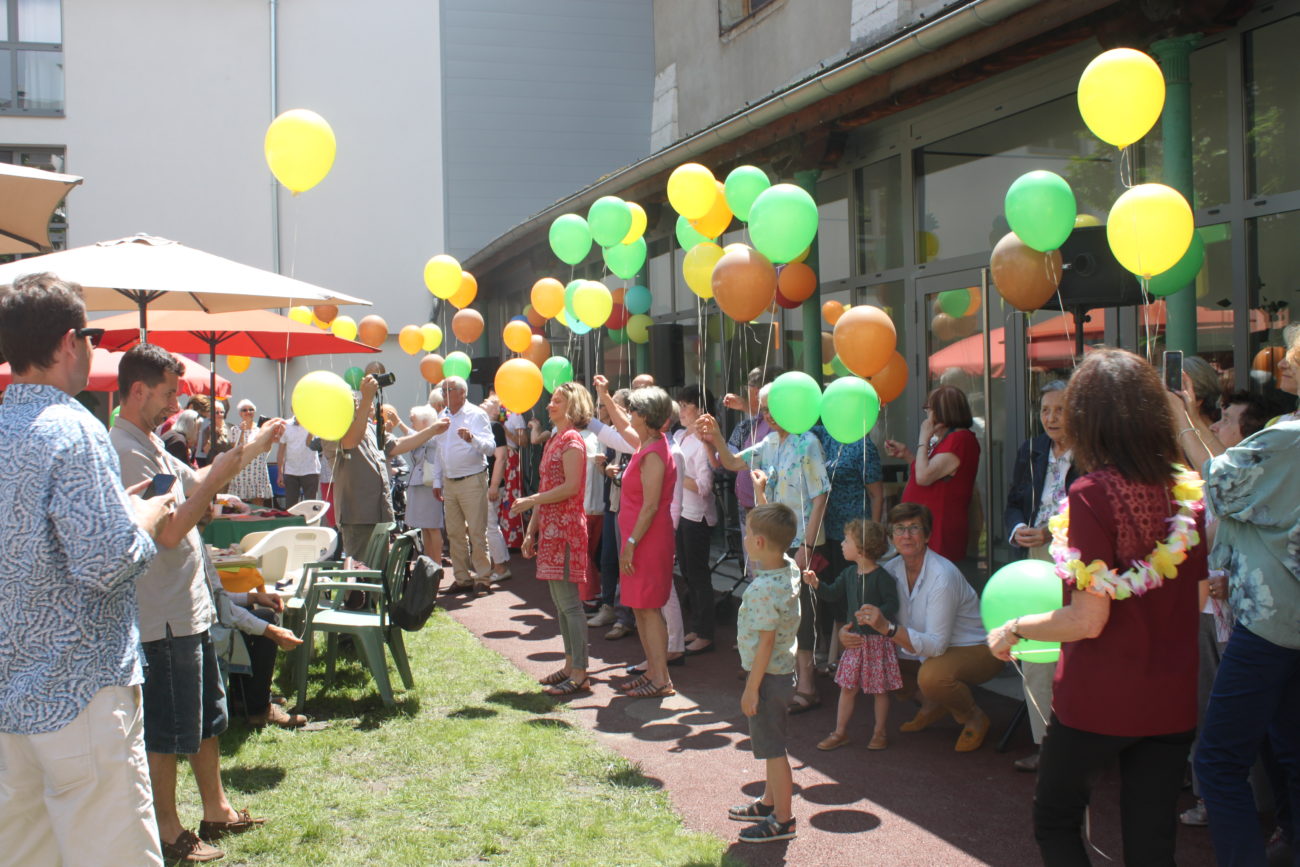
left=429, top=375, right=498, bottom=596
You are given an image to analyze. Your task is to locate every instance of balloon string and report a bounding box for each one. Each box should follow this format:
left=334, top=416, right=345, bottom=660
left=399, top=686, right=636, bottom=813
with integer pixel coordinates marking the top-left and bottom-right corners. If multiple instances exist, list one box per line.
left=1119, top=145, right=1133, bottom=190
left=1140, top=277, right=1154, bottom=364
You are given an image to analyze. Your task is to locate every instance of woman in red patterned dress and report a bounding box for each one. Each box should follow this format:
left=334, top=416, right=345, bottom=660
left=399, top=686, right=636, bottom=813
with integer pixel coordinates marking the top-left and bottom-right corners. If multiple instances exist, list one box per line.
left=511, top=382, right=592, bottom=697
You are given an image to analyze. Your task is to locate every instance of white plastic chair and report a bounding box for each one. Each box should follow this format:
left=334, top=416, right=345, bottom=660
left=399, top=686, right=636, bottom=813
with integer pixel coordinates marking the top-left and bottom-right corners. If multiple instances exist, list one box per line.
left=287, top=499, right=331, bottom=526
left=243, top=526, right=337, bottom=587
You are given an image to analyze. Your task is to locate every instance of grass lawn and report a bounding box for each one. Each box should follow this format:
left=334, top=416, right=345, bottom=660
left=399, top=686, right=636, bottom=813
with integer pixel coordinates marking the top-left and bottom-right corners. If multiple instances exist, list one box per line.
left=173, top=609, right=738, bottom=866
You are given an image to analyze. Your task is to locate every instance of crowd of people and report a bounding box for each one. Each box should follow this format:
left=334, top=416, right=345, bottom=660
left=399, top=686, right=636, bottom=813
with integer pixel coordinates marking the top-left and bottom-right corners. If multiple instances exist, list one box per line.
left=2, top=269, right=1297, bottom=861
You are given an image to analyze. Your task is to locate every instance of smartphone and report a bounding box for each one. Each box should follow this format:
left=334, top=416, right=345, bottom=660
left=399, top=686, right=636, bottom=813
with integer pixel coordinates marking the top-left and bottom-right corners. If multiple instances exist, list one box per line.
left=1163, top=350, right=1184, bottom=392
left=142, top=473, right=177, bottom=500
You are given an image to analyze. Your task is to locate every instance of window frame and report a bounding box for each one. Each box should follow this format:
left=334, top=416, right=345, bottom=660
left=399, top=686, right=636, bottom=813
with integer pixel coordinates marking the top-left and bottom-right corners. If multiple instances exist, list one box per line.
left=1, top=0, right=64, bottom=117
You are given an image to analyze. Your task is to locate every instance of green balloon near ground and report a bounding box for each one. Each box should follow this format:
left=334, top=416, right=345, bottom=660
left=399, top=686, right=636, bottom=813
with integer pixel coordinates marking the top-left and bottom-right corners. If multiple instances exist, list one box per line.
left=624, top=284, right=652, bottom=315
left=767, top=371, right=822, bottom=435
left=820, top=376, right=880, bottom=444
left=603, top=236, right=647, bottom=280
left=724, top=165, right=771, bottom=221
left=675, top=215, right=713, bottom=250
left=979, top=559, right=1063, bottom=663
left=1004, top=170, right=1077, bottom=253
left=748, top=184, right=819, bottom=264
left=443, top=351, right=472, bottom=381
left=607, top=327, right=628, bottom=345
left=1147, top=232, right=1205, bottom=297
left=541, top=356, right=573, bottom=393
left=588, top=196, right=633, bottom=248
left=343, top=366, right=365, bottom=389
left=938, top=288, right=972, bottom=319
left=549, top=213, right=592, bottom=265
left=830, top=354, right=852, bottom=378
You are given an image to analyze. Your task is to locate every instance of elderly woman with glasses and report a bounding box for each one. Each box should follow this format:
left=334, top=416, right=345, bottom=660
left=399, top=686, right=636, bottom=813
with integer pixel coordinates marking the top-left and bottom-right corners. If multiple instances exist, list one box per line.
left=849, top=502, right=1001, bottom=752
left=227, top=399, right=273, bottom=504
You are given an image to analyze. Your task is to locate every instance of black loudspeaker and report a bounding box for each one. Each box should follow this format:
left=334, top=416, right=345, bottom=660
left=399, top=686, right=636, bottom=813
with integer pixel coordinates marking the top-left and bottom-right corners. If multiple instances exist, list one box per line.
left=1046, top=225, right=1144, bottom=310
left=649, top=323, right=685, bottom=387
left=468, top=357, right=500, bottom=389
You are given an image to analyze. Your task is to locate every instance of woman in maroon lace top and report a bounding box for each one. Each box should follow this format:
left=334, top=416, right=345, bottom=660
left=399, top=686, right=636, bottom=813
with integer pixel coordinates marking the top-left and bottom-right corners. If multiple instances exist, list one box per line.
left=986, top=348, right=1207, bottom=865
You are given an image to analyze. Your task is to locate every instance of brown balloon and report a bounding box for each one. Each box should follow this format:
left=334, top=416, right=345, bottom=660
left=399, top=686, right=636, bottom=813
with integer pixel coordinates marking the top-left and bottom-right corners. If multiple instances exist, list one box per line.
left=931, top=313, right=959, bottom=343
left=711, top=245, right=776, bottom=323
left=419, top=353, right=444, bottom=384
left=523, top=333, right=551, bottom=367
left=989, top=232, right=1062, bottom=312
left=357, top=314, right=389, bottom=348
left=1252, top=346, right=1285, bottom=379
left=451, top=308, right=484, bottom=344
left=777, top=262, right=817, bottom=304
left=820, top=332, right=835, bottom=364
left=313, top=304, right=338, bottom=324
left=953, top=314, right=980, bottom=339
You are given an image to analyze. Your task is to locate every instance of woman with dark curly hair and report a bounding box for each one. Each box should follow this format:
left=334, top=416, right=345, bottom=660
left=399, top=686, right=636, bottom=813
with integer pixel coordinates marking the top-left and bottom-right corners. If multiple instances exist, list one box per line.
left=987, top=348, right=1208, bottom=865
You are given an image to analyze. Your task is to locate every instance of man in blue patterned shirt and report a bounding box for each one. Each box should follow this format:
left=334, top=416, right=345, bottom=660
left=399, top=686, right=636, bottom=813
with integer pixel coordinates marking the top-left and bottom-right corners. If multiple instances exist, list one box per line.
left=0, top=273, right=173, bottom=866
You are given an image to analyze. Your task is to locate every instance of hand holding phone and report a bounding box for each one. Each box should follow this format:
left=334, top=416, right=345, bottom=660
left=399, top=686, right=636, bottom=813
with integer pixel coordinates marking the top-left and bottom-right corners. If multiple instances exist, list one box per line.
left=1163, top=350, right=1184, bottom=393
left=141, top=473, right=177, bottom=500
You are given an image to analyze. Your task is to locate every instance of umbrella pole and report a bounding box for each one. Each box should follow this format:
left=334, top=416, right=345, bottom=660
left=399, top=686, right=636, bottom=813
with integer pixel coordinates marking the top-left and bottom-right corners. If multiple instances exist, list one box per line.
left=138, top=299, right=148, bottom=344
left=210, top=342, right=219, bottom=456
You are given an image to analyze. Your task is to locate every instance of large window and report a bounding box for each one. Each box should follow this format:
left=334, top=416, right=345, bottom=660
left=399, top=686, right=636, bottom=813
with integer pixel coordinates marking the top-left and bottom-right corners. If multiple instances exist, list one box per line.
left=1, top=0, right=63, bottom=115
left=1247, top=209, right=1298, bottom=411
left=1245, top=14, right=1300, bottom=197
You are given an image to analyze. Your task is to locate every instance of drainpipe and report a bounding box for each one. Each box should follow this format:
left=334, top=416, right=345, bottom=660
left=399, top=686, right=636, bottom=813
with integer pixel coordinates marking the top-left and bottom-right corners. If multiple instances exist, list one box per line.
left=269, top=0, right=286, bottom=415
left=1151, top=34, right=1201, bottom=355
left=794, top=169, right=823, bottom=379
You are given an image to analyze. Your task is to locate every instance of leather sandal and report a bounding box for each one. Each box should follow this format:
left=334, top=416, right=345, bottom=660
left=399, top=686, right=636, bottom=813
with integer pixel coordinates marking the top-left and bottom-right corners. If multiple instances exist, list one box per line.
left=543, top=676, right=590, bottom=697
left=618, top=674, right=651, bottom=692
left=538, top=668, right=570, bottom=686
left=625, top=680, right=676, bottom=698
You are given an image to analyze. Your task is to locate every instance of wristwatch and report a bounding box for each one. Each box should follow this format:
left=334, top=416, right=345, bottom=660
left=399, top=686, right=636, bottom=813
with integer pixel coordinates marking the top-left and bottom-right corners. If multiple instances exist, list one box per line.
left=886, top=621, right=898, bottom=638
left=626, top=535, right=638, bottom=545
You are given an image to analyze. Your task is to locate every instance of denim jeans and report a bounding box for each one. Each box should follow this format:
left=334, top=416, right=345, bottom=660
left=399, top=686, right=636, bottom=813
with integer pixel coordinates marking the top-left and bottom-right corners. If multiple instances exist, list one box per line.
left=1195, top=624, right=1300, bottom=866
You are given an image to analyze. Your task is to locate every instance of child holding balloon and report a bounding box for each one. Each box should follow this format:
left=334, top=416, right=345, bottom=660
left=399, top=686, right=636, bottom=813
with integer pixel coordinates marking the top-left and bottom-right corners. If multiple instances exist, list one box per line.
left=802, top=519, right=900, bottom=751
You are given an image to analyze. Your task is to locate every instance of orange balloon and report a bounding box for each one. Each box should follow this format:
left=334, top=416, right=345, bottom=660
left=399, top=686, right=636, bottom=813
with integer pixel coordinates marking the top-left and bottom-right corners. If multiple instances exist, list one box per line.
left=778, top=262, right=817, bottom=304
left=531, top=277, right=564, bottom=319
left=524, top=305, right=546, bottom=328
left=523, top=333, right=551, bottom=367
left=503, top=320, right=533, bottom=353
left=690, top=181, right=733, bottom=239
left=398, top=324, right=424, bottom=355
left=711, top=245, right=776, bottom=323
left=494, top=358, right=544, bottom=414
left=820, top=332, right=835, bottom=364
left=357, top=315, right=388, bottom=348
left=449, top=271, right=478, bottom=309
left=868, top=351, right=908, bottom=404
left=452, top=308, right=484, bottom=344
left=822, top=300, right=844, bottom=326
left=833, top=305, right=896, bottom=378
left=611, top=286, right=626, bottom=305
left=1253, top=346, right=1285, bottom=376
left=419, top=353, right=445, bottom=384
left=964, top=289, right=982, bottom=317
left=990, top=232, right=1062, bottom=312
left=313, top=304, right=338, bottom=324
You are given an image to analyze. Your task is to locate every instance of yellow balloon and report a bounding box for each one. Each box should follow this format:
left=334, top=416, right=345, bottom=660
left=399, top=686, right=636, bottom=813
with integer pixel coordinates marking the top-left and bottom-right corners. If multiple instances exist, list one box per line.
left=398, top=324, right=424, bottom=355
left=291, top=371, right=355, bottom=441
left=420, top=323, right=443, bottom=352
left=683, top=242, right=724, bottom=299
left=667, top=163, right=717, bottom=220
left=622, top=202, right=647, bottom=245
left=1074, top=213, right=1102, bottom=228
left=264, top=109, right=336, bottom=194
left=494, top=358, right=544, bottom=414
left=1077, top=48, right=1165, bottom=148
left=330, top=315, right=358, bottom=341
left=1105, top=183, right=1194, bottom=278
left=573, top=281, right=613, bottom=328
left=789, top=245, right=811, bottom=265
left=626, top=313, right=652, bottom=344
left=556, top=309, right=569, bottom=328
left=423, top=254, right=462, bottom=299
left=311, top=315, right=329, bottom=330
left=227, top=355, right=250, bottom=374
left=288, top=305, right=313, bottom=324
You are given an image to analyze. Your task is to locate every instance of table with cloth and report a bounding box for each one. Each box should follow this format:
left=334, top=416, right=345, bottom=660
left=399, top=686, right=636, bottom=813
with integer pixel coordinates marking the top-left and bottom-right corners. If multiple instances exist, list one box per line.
left=201, top=514, right=305, bottom=549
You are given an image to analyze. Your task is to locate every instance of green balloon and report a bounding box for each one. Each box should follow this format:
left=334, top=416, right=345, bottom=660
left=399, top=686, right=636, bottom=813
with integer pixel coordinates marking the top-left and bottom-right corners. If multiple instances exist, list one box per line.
left=443, top=351, right=472, bottom=381
left=724, top=165, right=771, bottom=222
left=675, top=215, right=713, bottom=250
left=564, top=279, right=583, bottom=321
left=979, top=560, right=1063, bottom=663
left=343, top=366, right=364, bottom=389
left=602, top=236, right=647, bottom=280
left=830, top=354, right=852, bottom=378
left=607, top=327, right=629, bottom=345
left=549, top=213, right=592, bottom=265
left=1004, top=170, right=1077, bottom=253
left=938, top=288, right=972, bottom=319
left=748, top=184, right=819, bottom=264
left=1147, top=232, right=1205, bottom=297
left=588, top=196, right=633, bottom=248
left=541, top=356, right=573, bottom=393
left=819, top=376, right=880, bottom=444
left=767, top=371, right=822, bottom=435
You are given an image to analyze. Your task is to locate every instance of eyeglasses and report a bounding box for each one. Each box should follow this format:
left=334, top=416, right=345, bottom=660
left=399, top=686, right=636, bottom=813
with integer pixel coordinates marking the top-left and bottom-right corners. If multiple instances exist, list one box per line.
left=892, top=524, right=926, bottom=536
left=74, top=327, right=105, bottom=348
left=240, top=408, right=256, bottom=414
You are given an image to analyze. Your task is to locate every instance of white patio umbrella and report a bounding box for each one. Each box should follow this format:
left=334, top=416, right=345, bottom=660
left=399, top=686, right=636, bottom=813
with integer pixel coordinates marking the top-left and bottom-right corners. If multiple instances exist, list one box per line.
left=0, top=233, right=370, bottom=335
left=0, top=162, right=83, bottom=254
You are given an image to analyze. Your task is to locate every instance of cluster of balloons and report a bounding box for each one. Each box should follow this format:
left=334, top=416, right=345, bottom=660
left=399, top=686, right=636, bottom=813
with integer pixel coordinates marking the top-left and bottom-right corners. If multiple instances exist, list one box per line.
left=763, top=370, right=882, bottom=445
left=529, top=277, right=653, bottom=345
left=548, top=196, right=648, bottom=277
left=265, top=109, right=335, bottom=194
left=930, top=288, right=982, bottom=344
left=287, top=304, right=391, bottom=350
left=397, top=323, right=444, bottom=355
left=423, top=254, right=480, bottom=309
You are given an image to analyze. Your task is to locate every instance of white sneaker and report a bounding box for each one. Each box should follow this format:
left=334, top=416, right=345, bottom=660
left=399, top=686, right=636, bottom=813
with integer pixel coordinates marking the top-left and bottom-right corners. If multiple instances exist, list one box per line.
left=493, top=568, right=513, bottom=582
left=587, top=604, right=616, bottom=627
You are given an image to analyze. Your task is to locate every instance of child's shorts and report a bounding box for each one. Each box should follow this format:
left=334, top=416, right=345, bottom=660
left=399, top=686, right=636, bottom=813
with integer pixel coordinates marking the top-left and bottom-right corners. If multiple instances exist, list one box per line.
left=747, top=672, right=795, bottom=759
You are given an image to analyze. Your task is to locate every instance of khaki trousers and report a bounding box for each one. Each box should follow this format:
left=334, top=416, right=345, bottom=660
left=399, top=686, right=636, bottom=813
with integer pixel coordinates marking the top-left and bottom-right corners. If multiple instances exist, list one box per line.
left=444, top=470, right=492, bottom=585
left=0, top=685, right=163, bottom=866
left=897, top=643, right=1004, bottom=724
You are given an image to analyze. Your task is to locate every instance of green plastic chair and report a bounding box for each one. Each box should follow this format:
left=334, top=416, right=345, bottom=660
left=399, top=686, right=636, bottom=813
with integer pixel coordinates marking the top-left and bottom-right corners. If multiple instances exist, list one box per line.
left=293, top=533, right=416, bottom=708
left=282, top=522, right=394, bottom=631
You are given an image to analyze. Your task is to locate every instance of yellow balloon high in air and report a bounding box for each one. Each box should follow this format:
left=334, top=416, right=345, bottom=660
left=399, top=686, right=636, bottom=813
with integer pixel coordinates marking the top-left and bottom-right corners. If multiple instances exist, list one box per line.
left=1077, top=49, right=1165, bottom=148
left=265, top=109, right=336, bottom=194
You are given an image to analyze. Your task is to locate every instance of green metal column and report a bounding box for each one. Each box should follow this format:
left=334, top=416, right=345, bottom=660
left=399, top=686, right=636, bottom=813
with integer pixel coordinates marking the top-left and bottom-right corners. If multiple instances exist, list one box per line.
left=1151, top=34, right=1201, bottom=355
left=635, top=265, right=650, bottom=376
left=794, top=169, right=823, bottom=379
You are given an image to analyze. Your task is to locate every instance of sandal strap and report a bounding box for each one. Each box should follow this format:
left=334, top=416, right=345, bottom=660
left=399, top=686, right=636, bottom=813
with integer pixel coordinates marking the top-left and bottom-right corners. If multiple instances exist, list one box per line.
left=539, top=668, right=570, bottom=685
left=627, top=680, right=675, bottom=698
left=545, top=677, right=589, bottom=696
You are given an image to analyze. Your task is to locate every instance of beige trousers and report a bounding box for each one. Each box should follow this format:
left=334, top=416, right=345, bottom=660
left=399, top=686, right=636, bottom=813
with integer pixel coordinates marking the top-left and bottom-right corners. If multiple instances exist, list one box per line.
left=443, top=470, right=492, bottom=585
left=897, top=643, right=1005, bottom=724
left=0, top=685, right=163, bottom=866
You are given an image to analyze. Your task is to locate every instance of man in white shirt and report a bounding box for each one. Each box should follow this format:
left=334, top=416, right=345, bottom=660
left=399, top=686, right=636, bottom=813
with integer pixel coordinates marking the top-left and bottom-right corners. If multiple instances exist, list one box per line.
left=276, top=417, right=321, bottom=507
left=431, top=376, right=497, bottom=595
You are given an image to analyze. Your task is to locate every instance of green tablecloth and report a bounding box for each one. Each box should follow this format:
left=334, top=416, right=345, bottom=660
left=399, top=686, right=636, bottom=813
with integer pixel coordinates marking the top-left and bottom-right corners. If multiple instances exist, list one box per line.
left=202, top=515, right=306, bottom=549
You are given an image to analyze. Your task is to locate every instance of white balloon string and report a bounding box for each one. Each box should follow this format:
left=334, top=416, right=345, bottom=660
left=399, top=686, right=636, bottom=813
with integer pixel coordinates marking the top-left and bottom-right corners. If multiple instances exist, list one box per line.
left=1140, top=277, right=1154, bottom=364
left=1119, top=145, right=1133, bottom=190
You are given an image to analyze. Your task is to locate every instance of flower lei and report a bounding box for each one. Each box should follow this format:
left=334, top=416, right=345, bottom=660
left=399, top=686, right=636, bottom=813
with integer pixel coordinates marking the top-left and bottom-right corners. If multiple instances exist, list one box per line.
left=1048, top=466, right=1204, bottom=600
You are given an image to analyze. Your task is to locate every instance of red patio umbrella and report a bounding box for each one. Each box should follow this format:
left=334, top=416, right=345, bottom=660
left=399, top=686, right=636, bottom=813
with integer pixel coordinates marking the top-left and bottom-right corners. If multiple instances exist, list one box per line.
left=0, top=348, right=230, bottom=396
left=928, top=327, right=1081, bottom=378
left=1027, top=302, right=1269, bottom=339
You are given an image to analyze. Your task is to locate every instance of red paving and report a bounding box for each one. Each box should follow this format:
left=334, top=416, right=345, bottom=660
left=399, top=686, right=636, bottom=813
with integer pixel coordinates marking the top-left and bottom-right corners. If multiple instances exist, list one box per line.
left=444, top=556, right=1218, bottom=866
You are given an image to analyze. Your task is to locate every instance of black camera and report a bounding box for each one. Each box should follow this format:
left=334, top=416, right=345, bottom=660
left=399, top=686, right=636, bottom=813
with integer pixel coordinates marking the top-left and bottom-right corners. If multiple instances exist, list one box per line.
left=373, top=372, right=396, bottom=388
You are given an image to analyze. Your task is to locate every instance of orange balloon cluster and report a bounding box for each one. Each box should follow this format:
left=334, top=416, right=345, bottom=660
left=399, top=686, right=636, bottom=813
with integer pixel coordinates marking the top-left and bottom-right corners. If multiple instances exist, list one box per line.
left=358, top=315, right=388, bottom=349
left=832, top=306, right=896, bottom=379
left=711, top=245, right=776, bottom=322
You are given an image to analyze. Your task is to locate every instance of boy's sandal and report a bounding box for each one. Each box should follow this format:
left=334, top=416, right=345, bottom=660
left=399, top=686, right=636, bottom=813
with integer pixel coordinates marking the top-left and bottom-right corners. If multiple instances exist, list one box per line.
left=738, top=814, right=797, bottom=843
left=728, top=800, right=775, bottom=822
left=787, top=692, right=822, bottom=715
left=618, top=674, right=651, bottom=692
left=538, top=668, right=570, bottom=686
left=543, top=676, right=590, bottom=697
left=625, top=680, right=676, bottom=698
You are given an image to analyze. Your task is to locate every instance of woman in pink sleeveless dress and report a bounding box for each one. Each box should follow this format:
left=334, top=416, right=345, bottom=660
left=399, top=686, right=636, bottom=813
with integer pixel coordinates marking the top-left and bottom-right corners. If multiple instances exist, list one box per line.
left=616, top=386, right=678, bottom=698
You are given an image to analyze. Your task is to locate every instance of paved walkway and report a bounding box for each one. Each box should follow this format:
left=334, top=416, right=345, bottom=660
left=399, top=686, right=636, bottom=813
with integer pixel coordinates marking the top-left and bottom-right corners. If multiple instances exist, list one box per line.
left=443, top=556, right=1217, bottom=865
